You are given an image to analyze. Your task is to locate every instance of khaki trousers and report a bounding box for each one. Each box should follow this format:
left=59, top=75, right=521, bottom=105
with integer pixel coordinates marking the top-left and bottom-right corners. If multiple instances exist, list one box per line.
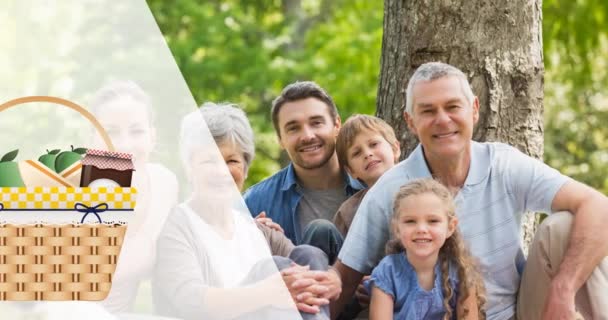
left=516, top=212, right=608, bottom=320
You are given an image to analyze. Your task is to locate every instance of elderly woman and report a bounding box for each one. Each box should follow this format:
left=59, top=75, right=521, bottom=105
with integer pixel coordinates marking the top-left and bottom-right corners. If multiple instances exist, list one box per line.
left=154, top=103, right=337, bottom=320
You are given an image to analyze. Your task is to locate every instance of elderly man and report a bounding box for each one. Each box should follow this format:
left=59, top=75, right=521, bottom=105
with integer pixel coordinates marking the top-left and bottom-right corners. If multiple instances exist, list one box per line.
left=332, top=62, right=608, bottom=320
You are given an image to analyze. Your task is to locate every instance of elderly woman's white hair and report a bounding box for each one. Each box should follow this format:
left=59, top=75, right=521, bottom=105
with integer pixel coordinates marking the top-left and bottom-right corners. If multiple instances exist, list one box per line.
left=179, top=102, right=255, bottom=172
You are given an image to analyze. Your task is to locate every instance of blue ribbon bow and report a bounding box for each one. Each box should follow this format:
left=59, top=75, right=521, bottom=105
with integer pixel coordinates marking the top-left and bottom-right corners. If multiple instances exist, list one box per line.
left=74, top=203, right=108, bottom=224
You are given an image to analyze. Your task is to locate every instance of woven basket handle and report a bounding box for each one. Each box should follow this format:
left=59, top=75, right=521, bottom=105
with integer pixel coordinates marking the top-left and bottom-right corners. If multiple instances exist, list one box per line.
left=0, top=96, right=115, bottom=151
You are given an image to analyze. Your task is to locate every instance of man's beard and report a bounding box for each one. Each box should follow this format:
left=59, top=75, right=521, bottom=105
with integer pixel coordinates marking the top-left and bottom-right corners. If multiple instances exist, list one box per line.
left=292, top=140, right=335, bottom=170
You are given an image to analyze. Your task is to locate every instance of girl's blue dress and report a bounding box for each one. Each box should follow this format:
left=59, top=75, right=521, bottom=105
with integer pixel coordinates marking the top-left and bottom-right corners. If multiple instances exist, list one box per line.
left=368, top=253, right=459, bottom=320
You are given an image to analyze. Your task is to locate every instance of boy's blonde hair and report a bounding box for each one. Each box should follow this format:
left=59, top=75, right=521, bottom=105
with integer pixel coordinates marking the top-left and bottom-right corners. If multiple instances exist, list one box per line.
left=387, top=178, right=486, bottom=320
left=336, top=114, right=399, bottom=169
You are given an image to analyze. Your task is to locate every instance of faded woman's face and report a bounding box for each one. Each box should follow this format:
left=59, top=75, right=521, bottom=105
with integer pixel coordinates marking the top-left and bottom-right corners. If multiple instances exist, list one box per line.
left=93, top=96, right=155, bottom=168
left=218, top=142, right=247, bottom=192
left=189, top=141, right=247, bottom=197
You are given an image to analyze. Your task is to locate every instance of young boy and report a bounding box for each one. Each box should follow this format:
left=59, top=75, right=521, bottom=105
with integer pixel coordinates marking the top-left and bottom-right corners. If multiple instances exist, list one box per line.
left=333, top=114, right=400, bottom=237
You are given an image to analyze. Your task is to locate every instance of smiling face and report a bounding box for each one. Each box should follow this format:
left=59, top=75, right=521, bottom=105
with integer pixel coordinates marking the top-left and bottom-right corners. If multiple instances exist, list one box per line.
left=188, top=149, right=236, bottom=199
left=187, top=141, right=247, bottom=198
left=405, top=76, right=479, bottom=162
left=93, top=96, right=155, bottom=168
left=393, top=192, right=457, bottom=264
left=218, top=141, right=247, bottom=192
left=344, top=129, right=399, bottom=186
left=277, top=97, right=341, bottom=171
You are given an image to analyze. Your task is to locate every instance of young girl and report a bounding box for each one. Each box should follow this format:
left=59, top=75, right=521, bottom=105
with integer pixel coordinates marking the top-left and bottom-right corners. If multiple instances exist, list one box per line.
left=369, top=178, right=485, bottom=320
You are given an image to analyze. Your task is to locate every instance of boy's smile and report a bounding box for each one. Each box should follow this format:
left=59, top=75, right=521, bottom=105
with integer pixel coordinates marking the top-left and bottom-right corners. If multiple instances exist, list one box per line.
left=345, top=129, right=399, bottom=186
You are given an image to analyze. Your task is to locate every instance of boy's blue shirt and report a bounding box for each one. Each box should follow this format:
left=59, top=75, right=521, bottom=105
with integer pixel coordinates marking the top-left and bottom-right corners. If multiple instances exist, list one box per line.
left=243, top=163, right=364, bottom=244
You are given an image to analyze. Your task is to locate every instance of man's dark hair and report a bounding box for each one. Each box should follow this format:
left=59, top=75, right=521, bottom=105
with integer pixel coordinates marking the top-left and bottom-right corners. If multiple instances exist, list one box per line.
left=271, top=81, right=338, bottom=136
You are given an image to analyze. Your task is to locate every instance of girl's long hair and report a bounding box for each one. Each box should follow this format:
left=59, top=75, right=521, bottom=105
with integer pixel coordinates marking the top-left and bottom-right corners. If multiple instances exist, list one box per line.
left=385, top=178, right=486, bottom=320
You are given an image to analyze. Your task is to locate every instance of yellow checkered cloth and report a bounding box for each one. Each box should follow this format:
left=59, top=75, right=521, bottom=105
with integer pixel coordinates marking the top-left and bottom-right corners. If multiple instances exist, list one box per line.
left=0, top=187, right=137, bottom=210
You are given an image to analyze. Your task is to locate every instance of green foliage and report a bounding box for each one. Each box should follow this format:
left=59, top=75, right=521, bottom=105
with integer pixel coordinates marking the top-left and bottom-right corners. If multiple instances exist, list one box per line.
left=544, top=0, right=608, bottom=90
left=147, top=0, right=383, bottom=188
left=148, top=0, right=607, bottom=194
left=544, top=0, right=608, bottom=194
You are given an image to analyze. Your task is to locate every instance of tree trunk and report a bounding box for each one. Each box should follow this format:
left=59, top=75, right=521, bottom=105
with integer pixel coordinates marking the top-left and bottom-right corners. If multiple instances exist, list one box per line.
left=376, top=0, right=544, bottom=253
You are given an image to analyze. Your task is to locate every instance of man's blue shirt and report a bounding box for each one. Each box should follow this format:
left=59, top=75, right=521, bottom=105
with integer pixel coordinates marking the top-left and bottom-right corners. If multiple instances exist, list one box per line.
left=243, top=163, right=364, bottom=244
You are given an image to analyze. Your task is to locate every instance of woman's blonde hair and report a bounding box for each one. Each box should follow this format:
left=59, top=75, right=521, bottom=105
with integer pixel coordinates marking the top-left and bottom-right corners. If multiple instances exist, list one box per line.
left=386, top=178, right=486, bottom=319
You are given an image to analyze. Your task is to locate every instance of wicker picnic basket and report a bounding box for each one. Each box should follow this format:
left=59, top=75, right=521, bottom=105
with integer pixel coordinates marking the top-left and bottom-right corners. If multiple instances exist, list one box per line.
left=0, top=96, right=136, bottom=301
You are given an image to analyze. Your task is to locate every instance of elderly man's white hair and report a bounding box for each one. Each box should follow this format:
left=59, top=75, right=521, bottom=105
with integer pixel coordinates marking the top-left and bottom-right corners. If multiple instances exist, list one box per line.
left=179, top=102, right=255, bottom=172
left=404, top=62, right=475, bottom=115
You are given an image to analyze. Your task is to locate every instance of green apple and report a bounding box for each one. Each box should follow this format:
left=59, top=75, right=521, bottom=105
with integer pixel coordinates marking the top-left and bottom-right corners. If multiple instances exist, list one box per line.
left=38, top=149, right=61, bottom=170
left=0, top=149, right=25, bottom=187
left=55, top=146, right=87, bottom=173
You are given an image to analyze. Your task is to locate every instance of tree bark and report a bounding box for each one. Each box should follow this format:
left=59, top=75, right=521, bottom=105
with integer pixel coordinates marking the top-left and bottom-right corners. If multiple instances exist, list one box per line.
left=376, top=0, right=544, bottom=252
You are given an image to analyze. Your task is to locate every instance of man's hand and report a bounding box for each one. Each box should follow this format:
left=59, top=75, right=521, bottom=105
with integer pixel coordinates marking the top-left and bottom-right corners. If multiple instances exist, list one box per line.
left=541, top=278, right=577, bottom=320
left=355, top=275, right=371, bottom=306
left=324, top=268, right=343, bottom=300
left=256, top=211, right=284, bottom=233
left=291, top=267, right=342, bottom=301
left=281, top=264, right=330, bottom=314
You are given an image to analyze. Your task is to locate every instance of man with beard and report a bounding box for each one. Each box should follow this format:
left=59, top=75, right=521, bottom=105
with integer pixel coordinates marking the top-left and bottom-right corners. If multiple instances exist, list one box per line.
left=244, top=81, right=363, bottom=264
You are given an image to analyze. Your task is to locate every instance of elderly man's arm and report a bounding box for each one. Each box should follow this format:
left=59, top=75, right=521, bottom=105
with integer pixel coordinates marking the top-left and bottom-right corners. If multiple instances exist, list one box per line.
left=541, top=180, right=608, bottom=320
left=330, top=260, right=365, bottom=320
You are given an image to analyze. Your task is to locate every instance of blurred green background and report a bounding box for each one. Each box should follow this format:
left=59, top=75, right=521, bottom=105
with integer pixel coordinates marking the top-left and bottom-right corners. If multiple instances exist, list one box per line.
left=146, top=0, right=608, bottom=194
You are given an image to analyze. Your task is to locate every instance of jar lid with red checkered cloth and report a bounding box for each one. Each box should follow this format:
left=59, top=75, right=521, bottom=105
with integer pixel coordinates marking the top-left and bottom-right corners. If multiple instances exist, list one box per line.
left=81, top=149, right=134, bottom=171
